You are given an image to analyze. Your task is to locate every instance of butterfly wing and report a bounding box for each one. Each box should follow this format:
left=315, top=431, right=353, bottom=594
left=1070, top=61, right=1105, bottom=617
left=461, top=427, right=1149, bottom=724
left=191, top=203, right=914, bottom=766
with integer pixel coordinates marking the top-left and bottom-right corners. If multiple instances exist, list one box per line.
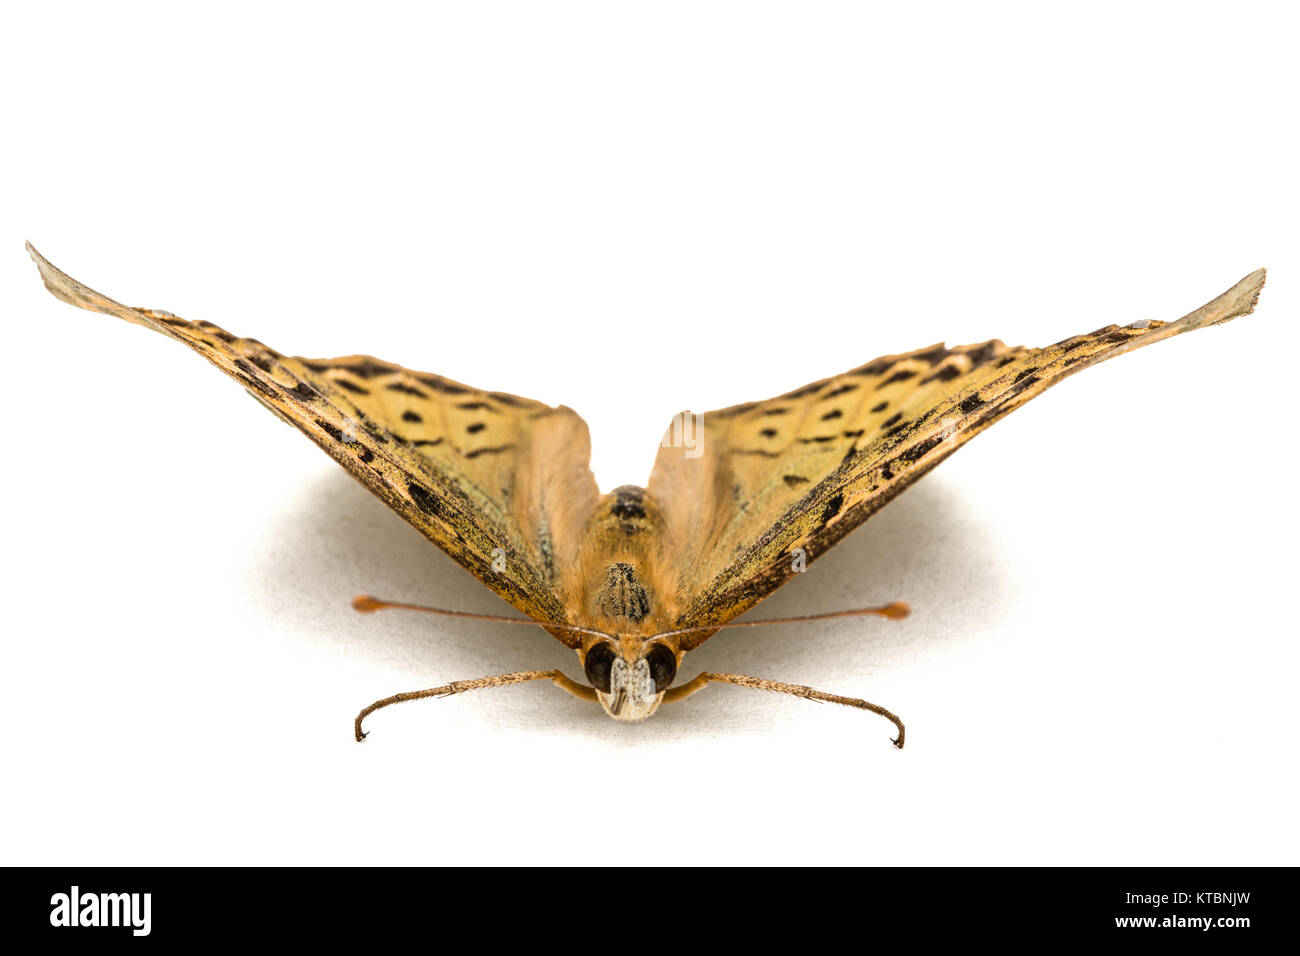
left=28, top=244, right=600, bottom=638
left=648, top=269, right=1266, bottom=647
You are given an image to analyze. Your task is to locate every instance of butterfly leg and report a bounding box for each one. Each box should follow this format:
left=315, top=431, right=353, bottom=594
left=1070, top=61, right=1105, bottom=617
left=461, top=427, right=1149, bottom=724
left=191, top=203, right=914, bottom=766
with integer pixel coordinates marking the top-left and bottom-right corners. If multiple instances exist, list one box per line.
left=354, top=669, right=597, bottom=741
left=663, top=672, right=905, bottom=748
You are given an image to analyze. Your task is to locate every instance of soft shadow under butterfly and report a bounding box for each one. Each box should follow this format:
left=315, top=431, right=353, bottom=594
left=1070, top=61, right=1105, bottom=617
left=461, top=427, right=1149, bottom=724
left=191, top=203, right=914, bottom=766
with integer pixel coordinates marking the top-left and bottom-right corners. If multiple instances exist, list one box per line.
left=28, top=244, right=1267, bottom=747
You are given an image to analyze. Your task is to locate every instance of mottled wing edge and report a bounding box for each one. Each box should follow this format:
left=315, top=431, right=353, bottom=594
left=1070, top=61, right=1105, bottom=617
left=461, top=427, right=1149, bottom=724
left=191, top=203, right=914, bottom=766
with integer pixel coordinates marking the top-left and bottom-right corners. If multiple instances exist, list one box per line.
left=675, top=267, right=1266, bottom=644
left=25, top=242, right=580, bottom=631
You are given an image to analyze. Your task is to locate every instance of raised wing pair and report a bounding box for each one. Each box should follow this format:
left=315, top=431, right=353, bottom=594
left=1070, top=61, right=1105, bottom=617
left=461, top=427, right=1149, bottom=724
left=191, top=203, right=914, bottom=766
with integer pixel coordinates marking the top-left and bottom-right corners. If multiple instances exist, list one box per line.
left=28, top=243, right=1266, bottom=746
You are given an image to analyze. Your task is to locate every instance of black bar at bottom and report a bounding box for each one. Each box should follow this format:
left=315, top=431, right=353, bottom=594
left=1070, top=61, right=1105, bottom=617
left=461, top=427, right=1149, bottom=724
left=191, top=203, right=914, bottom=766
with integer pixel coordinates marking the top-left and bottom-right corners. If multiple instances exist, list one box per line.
left=6, top=866, right=1289, bottom=944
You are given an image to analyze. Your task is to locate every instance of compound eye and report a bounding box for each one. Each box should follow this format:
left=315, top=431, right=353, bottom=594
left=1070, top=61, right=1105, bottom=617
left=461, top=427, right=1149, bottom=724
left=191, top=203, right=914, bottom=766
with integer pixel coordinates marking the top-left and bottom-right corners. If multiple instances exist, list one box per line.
left=584, top=642, right=616, bottom=693
left=646, top=644, right=677, bottom=693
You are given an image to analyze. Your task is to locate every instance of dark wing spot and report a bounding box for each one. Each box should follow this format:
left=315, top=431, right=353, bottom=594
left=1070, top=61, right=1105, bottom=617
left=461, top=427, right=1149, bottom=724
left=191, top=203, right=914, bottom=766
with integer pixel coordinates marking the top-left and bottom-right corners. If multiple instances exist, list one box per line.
left=316, top=419, right=344, bottom=443
left=783, top=475, right=809, bottom=486
left=407, top=481, right=442, bottom=516
left=898, top=434, right=945, bottom=464
left=959, top=393, right=984, bottom=413
left=760, top=428, right=778, bottom=438
left=715, top=402, right=758, bottom=418
left=416, top=375, right=470, bottom=395
left=232, top=360, right=279, bottom=399
left=964, top=341, right=1001, bottom=365
left=339, top=360, right=394, bottom=378
left=782, top=382, right=824, bottom=399
left=881, top=369, right=917, bottom=386
left=402, top=410, right=423, bottom=423
left=466, top=423, right=486, bottom=434
left=333, top=378, right=371, bottom=395
left=386, top=382, right=429, bottom=398
left=920, top=364, right=962, bottom=384
left=463, top=444, right=514, bottom=458
left=882, top=412, right=904, bottom=428
left=282, top=380, right=319, bottom=402
left=820, top=492, right=845, bottom=524
left=870, top=401, right=889, bottom=413
left=820, top=409, right=843, bottom=421
left=854, top=357, right=896, bottom=377
left=823, top=383, right=859, bottom=398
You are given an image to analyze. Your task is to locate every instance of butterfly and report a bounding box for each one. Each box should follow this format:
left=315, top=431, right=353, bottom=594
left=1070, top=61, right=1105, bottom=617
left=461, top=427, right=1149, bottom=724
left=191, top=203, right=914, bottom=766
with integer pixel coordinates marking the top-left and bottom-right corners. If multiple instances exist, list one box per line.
left=27, top=243, right=1266, bottom=747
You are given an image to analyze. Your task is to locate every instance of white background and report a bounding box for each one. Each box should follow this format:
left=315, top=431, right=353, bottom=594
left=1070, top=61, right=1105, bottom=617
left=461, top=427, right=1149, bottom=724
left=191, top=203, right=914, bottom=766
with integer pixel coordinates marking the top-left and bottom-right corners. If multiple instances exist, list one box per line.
left=2, top=2, right=1296, bottom=866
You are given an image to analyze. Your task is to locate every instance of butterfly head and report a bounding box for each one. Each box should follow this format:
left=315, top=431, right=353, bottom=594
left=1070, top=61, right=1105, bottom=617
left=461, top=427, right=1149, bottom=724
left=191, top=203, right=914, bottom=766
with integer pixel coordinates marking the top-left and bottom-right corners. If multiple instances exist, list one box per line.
left=581, top=638, right=678, bottom=721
